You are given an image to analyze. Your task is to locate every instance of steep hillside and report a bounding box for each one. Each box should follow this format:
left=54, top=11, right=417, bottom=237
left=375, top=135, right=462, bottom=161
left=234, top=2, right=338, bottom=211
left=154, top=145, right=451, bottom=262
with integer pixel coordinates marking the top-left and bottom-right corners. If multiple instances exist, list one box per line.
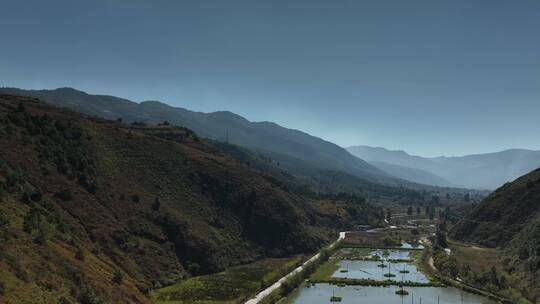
left=0, top=94, right=382, bottom=303
left=450, top=168, right=540, bottom=246
left=0, top=88, right=394, bottom=185
left=211, top=141, right=432, bottom=200
left=347, top=145, right=540, bottom=189
left=450, top=168, right=540, bottom=300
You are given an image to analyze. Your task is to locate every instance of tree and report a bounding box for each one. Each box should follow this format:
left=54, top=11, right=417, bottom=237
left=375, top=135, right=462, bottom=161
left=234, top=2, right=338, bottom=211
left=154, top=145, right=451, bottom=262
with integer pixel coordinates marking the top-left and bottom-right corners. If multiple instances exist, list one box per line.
left=444, top=206, right=451, bottom=220
left=0, top=214, right=8, bottom=229
left=0, top=214, right=9, bottom=240
left=383, top=236, right=395, bottom=247
left=439, top=221, right=447, bottom=232
left=386, top=208, right=392, bottom=220
left=112, top=269, right=124, bottom=285
left=464, top=193, right=470, bottom=202
left=55, top=186, right=73, bottom=201
left=86, top=183, right=97, bottom=194
left=57, top=296, right=72, bottom=304
left=76, top=247, right=86, bottom=261
left=23, top=208, right=41, bottom=233
left=416, top=206, right=421, bottom=214
left=79, top=286, right=104, bottom=304
left=429, top=208, right=435, bottom=220
left=152, top=198, right=161, bottom=211
left=187, top=262, right=200, bottom=274
left=489, top=266, right=498, bottom=285
left=17, top=103, right=26, bottom=112
left=435, top=223, right=448, bottom=248
left=407, top=206, right=413, bottom=216
left=35, top=221, right=55, bottom=244
left=30, top=190, right=42, bottom=202
left=446, top=256, right=459, bottom=277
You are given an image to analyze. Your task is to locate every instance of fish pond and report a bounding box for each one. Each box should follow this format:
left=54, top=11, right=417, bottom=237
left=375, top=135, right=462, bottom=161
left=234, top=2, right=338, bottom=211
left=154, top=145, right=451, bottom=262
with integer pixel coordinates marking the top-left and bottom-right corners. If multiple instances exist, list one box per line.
left=333, top=260, right=430, bottom=283
left=283, top=248, right=496, bottom=304
left=282, top=284, right=497, bottom=304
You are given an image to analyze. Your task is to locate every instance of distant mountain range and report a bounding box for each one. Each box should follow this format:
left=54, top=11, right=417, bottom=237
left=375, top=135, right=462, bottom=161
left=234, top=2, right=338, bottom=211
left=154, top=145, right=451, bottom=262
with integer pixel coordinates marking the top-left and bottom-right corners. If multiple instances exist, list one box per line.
left=0, top=87, right=399, bottom=187
left=347, top=145, right=540, bottom=189
left=4, top=87, right=535, bottom=191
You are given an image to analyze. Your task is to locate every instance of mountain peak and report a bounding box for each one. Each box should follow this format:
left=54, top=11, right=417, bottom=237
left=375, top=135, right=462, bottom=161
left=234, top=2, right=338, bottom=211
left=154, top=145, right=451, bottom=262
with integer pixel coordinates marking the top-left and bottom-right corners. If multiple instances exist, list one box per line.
left=208, top=110, right=250, bottom=123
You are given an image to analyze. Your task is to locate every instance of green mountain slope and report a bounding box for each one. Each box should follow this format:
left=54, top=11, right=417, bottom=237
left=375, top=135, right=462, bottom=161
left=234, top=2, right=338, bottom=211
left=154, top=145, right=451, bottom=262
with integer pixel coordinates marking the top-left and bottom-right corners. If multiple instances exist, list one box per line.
left=450, top=167, right=540, bottom=300
left=0, top=93, right=381, bottom=303
left=450, top=168, right=540, bottom=246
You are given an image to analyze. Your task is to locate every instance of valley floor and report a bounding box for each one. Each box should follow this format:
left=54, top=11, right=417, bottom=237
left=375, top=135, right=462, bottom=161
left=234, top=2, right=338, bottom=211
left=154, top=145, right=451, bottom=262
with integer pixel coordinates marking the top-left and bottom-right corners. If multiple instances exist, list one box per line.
left=151, top=257, right=303, bottom=304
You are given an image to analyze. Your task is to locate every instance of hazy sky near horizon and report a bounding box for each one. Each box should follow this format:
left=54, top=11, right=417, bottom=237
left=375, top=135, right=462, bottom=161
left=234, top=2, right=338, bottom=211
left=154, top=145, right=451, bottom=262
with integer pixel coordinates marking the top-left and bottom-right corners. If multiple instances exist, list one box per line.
left=1, top=0, right=539, bottom=157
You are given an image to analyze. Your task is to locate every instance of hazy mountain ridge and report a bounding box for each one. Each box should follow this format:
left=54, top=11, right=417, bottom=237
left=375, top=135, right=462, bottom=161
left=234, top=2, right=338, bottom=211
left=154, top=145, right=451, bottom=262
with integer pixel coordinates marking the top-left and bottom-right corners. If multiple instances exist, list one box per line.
left=347, top=145, right=540, bottom=189
left=369, top=161, right=451, bottom=187
left=0, top=87, right=395, bottom=186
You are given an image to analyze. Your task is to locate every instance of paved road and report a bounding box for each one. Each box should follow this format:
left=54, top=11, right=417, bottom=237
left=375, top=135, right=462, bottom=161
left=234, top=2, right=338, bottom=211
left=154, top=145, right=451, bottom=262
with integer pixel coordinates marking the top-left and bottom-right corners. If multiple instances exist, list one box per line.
left=244, top=232, right=346, bottom=304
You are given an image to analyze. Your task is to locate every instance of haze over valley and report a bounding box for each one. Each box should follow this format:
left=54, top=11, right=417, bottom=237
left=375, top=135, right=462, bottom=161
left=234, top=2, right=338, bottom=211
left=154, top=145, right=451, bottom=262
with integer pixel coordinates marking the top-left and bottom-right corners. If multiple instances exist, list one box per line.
left=347, top=145, right=540, bottom=189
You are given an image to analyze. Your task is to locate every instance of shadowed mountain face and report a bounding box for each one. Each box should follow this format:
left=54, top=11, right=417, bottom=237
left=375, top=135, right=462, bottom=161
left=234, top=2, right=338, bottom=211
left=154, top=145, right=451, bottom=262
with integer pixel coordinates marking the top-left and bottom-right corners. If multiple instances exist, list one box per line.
left=450, top=167, right=540, bottom=247
left=0, top=87, right=395, bottom=186
left=347, top=145, right=540, bottom=190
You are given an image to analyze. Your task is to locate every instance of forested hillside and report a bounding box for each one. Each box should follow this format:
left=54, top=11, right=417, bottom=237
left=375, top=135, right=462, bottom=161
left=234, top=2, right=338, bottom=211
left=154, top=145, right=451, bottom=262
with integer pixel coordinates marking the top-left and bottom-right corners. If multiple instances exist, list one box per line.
left=450, top=167, right=540, bottom=300
left=0, top=94, right=382, bottom=303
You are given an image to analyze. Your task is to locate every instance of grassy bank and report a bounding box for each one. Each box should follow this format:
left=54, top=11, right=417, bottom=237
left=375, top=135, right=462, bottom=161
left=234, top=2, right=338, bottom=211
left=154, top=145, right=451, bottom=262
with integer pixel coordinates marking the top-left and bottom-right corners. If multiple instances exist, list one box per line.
left=308, top=258, right=340, bottom=281
left=339, top=244, right=423, bottom=251
left=425, top=246, right=517, bottom=304
left=308, top=277, right=441, bottom=287
left=151, top=257, right=302, bottom=304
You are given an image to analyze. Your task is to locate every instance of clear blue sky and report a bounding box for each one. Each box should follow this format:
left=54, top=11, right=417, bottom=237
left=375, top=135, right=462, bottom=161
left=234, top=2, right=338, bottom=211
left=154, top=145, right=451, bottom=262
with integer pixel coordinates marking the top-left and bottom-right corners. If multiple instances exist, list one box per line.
left=1, top=0, right=539, bottom=157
